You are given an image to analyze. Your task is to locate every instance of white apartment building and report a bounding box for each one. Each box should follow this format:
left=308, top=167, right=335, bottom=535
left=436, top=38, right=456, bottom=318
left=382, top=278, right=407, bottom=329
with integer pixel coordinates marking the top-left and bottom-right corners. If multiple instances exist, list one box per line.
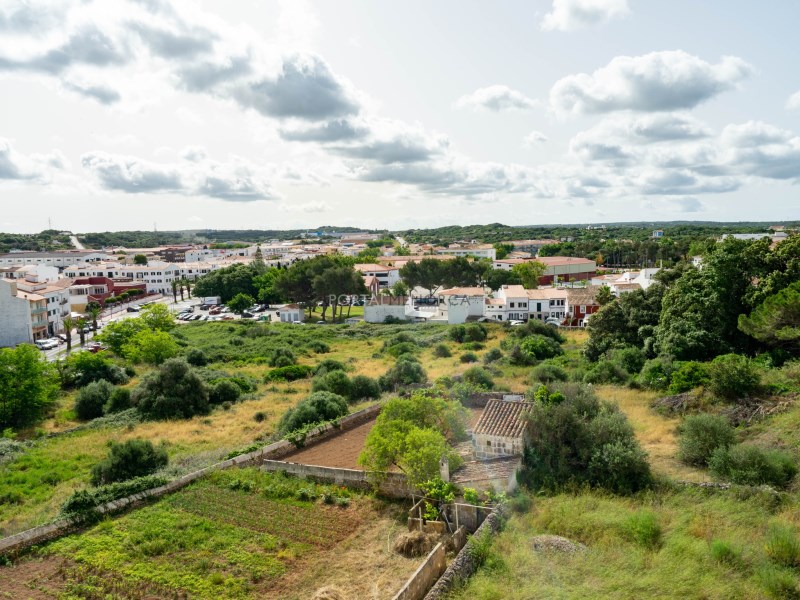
left=354, top=264, right=401, bottom=288
left=0, top=251, right=110, bottom=269
left=484, top=285, right=529, bottom=322
left=525, top=288, right=568, bottom=323
left=0, top=279, right=34, bottom=347
left=435, top=244, right=497, bottom=261
left=16, top=276, right=72, bottom=335
left=184, top=246, right=257, bottom=262
left=436, top=287, right=487, bottom=319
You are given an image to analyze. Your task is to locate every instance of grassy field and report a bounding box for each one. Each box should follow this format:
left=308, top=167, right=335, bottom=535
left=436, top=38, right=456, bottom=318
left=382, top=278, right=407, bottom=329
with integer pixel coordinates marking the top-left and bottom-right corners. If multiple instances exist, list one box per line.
left=0, top=469, right=420, bottom=599
left=448, top=484, right=800, bottom=600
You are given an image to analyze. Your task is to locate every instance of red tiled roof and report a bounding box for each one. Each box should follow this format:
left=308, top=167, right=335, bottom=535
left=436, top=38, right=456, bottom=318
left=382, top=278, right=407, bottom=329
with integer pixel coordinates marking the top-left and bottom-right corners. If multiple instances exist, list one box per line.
left=473, top=400, right=529, bottom=438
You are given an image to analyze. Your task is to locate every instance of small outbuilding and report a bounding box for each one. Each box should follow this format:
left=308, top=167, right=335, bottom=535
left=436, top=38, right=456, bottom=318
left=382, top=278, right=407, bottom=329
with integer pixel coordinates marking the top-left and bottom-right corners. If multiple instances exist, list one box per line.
left=471, top=399, right=529, bottom=460
left=278, top=304, right=304, bottom=323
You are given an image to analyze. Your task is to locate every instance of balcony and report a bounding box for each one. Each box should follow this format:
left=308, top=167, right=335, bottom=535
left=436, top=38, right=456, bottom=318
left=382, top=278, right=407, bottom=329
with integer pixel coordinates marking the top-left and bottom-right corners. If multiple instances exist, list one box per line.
left=31, top=306, right=47, bottom=315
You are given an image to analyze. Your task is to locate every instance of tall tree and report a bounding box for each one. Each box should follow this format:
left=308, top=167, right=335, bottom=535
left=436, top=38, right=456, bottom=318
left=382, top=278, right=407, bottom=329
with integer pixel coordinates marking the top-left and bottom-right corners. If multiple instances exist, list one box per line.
left=512, top=261, right=546, bottom=289
left=0, top=344, right=59, bottom=430
left=85, top=303, right=102, bottom=332
left=77, top=317, right=87, bottom=346
left=62, top=315, right=74, bottom=352
left=738, top=281, right=800, bottom=352
left=133, top=254, right=148, bottom=265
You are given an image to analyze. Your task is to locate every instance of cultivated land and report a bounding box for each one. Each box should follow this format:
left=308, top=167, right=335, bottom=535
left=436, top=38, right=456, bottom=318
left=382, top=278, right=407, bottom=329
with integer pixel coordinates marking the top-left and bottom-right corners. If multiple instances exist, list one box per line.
left=2, top=317, right=800, bottom=598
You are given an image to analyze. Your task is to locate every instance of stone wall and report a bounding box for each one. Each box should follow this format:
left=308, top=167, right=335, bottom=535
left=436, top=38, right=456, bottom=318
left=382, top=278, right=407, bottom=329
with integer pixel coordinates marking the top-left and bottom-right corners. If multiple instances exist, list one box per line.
left=260, top=460, right=412, bottom=498
left=0, top=404, right=384, bottom=556
left=392, top=542, right=447, bottom=600
left=424, top=507, right=506, bottom=600
left=365, top=304, right=408, bottom=323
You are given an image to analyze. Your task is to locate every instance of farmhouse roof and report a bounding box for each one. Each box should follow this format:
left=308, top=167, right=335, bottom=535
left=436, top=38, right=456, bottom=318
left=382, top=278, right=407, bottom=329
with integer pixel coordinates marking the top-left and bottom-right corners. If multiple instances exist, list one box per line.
left=473, top=400, right=529, bottom=439
left=566, top=287, right=601, bottom=305
left=536, top=256, right=596, bottom=267
left=438, top=287, right=486, bottom=296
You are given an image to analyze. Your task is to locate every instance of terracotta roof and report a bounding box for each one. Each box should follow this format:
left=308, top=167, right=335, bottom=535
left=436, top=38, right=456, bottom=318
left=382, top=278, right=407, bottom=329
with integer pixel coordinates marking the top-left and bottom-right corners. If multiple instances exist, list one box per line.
left=438, top=287, right=486, bottom=296
left=526, top=288, right=568, bottom=300
left=473, top=400, right=529, bottom=438
left=281, top=304, right=301, bottom=310
left=614, top=283, right=642, bottom=290
left=536, top=256, right=596, bottom=267
left=499, top=284, right=527, bottom=296
left=566, top=287, right=600, bottom=305
left=354, top=263, right=400, bottom=272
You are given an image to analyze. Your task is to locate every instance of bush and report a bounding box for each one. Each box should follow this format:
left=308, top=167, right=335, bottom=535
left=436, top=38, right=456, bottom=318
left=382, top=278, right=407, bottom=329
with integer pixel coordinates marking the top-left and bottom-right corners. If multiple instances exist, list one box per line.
left=520, top=383, right=652, bottom=494
left=105, top=387, right=132, bottom=414
left=624, top=512, right=662, bottom=549
left=677, top=414, right=736, bottom=467
left=461, top=342, right=485, bottom=351
left=483, top=348, right=503, bottom=364
left=608, top=346, right=646, bottom=375
left=669, top=361, right=710, bottom=394
left=464, top=324, right=488, bottom=343
left=186, top=348, right=209, bottom=367
left=312, top=370, right=353, bottom=399
left=386, top=342, right=419, bottom=357
left=710, top=540, right=742, bottom=566
left=433, top=344, right=452, bottom=358
left=209, top=380, right=241, bottom=405
left=448, top=326, right=466, bottom=343
left=520, top=334, right=563, bottom=361
left=253, top=411, right=266, bottom=423
left=708, top=354, right=760, bottom=401
left=268, top=348, right=297, bottom=368
left=278, top=391, right=348, bottom=434
left=306, top=340, right=330, bottom=354
left=462, top=366, right=494, bottom=390
left=65, top=352, right=129, bottom=388
left=350, top=375, right=381, bottom=402
left=514, top=319, right=565, bottom=343
left=460, top=352, right=479, bottom=364
left=709, top=444, right=797, bottom=488
left=62, top=475, right=168, bottom=516
left=132, top=359, right=210, bottom=419
left=583, top=360, right=629, bottom=385
left=314, top=359, right=347, bottom=376
left=638, top=356, right=676, bottom=390
left=74, top=380, right=115, bottom=420
left=531, top=363, right=568, bottom=384
left=379, top=355, right=427, bottom=390
left=264, top=365, right=313, bottom=382
left=91, top=439, right=168, bottom=485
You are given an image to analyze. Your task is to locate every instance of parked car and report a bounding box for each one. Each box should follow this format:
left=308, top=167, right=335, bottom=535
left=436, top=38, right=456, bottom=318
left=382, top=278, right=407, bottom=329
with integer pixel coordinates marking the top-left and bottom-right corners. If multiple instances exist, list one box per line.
left=35, top=339, right=56, bottom=350
left=209, top=307, right=221, bottom=315
left=127, top=306, right=140, bottom=313
left=316, top=320, right=327, bottom=325
left=241, top=312, right=254, bottom=318
left=88, top=342, right=107, bottom=353
left=57, top=333, right=68, bottom=342
left=508, top=320, right=525, bottom=326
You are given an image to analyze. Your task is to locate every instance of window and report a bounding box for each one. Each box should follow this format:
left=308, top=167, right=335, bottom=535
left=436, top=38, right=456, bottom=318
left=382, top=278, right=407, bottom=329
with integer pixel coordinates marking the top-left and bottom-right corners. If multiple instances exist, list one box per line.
left=486, top=440, right=491, bottom=446
left=509, top=302, right=515, bottom=308
left=580, top=305, right=586, bottom=313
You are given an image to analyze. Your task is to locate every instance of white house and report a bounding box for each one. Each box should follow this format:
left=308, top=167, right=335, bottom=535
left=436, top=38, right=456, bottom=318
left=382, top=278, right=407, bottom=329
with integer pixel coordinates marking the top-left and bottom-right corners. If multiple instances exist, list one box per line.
left=525, top=288, right=568, bottom=323
left=436, top=287, right=486, bottom=320
left=484, top=285, right=529, bottom=322
left=278, top=304, right=304, bottom=323
left=0, top=279, right=34, bottom=347
left=354, top=263, right=401, bottom=289
left=15, top=276, right=72, bottom=336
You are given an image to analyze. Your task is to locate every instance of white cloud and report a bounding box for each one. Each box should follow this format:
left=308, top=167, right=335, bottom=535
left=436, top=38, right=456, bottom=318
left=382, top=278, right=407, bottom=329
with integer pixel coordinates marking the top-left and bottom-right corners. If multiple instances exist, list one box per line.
left=541, top=0, right=629, bottom=32
left=0, top=139, right=64, bottom=182
left=523, top=130, right=548, bottom=147
left=454, top=85, right=538, bottom=112
left=550, top=51, right=753, bottom=116
left=785, top=90, right=800, bottom=110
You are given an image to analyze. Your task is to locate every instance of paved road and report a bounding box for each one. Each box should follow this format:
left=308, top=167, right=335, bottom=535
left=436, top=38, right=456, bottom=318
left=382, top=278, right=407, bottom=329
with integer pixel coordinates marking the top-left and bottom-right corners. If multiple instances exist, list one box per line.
left=69, top=234, right=85, bottom=250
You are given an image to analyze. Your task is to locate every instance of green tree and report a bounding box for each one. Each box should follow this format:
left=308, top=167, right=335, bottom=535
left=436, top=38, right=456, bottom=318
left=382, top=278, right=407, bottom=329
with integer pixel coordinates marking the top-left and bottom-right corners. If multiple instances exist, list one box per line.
left=493, top=243, right=514, bottom=260
left=596, top=285, right=614, bottom=306
left=391, top=280, right=410, bottom=297
left=399, top=258, right=446, bottom=295
left=0, top=344, right=59, bottom=430
left=76, top=317, right=87, bottom=346
left=192, top=263, right=259, bottom=303
left=738, top=281, right=800, bottom=352
left=254, top=267, right=284, bottom=305
left=133, top=254, right=148, bottom=265
left=512, top=261, right=546, bottom=289
left=278, top=391, right=349, bottom=433
left=227, top=293, right=255, bottom=315
left=138, top=303, right=175, bottom=331
left=122, top=329, right=179, bottom=365
left=62, top=315, right=74, bottom=351
left=133, top=358, right=209, bottom=419
left=99, top=317, right=147, bottom=355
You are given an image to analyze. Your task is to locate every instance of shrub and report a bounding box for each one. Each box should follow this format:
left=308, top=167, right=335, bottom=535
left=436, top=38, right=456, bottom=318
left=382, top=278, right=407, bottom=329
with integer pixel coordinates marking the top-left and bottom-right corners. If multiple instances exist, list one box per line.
left=460, top=352, right=479, bottom=364
left=268, top=348, right=297, bottom=368
left=669, top=361, right=710, bottom=394
left=74, top=380, right=115, bottom=421
left=186, top=348, right=209, bottom=367
left=433, top=344, right=452, bottom=358
left=483, top=348, right=503, bottom=364
left=65, top=352, right=129, bottom=388
left=91, top=439, right=168, bottom=485
left=209, top=380, right=241, bottom=405
left=462, top=366, right=494, bottom=390
left=448, top=326, right=467, bottom=343
left=379, top=355, right=427, bottom=390
left=583, top=360, right=629, bottom=385
left=531, top=363, right=568, bottom=384
left=624, top=512, right=662, bottom=549
left=105, top=387, right=132, bottom=414
left=608, top=346, right=646, bottom=375
left=306, top=340, right=330, bottom=354
left=765, top=525, right=800, bottom=568
left=253, top=411, right=266, bottom=423
left=386, top=342, right=419, bottom=357
left=638, top=356, right=676, bottom=390
left=514, top=319, right=565, bottom=343
left=461, top=342, right=485, bottom=351
left=710, top=540, right=742, bottom=566
left=314, top=359, right=347, bottom=376
left=350, top=375, right=381, bottom=402
left=264, top=365, right=313, bottom=382
left=278, top=391, right=348, bottom=434
left=677, top=414, right=735, bottom=467
left=520, top=383, right=652, bottom=494
left=708, top=354, right=760, bottom=400
left=132, top=359, right=210, bottom=419
left=312, top=370, right=353, bottom=399
left=61, top=475, right=168, bottom=516
left=709, top=444, right=797, bottom=488
left=520, top=334, right=563, bottom=361
left=464, top=324, right=488, bottom=343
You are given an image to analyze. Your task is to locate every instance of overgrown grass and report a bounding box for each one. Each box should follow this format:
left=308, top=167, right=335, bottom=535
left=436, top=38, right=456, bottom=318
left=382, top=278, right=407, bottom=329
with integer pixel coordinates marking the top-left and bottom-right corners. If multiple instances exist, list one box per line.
left=450, top=486, right=800, bottom=599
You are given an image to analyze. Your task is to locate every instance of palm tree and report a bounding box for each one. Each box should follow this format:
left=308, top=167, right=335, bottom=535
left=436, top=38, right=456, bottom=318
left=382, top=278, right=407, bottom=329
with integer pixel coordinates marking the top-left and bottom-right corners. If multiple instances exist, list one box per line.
left=62, top=316, right=74, bottom=352
left=76, top=317, right=87, bottom=346
left=178, top=278, right=185, bottom=301
left=171, top=280, right=178, bottom=303
left=85, top=303, right=102, bottom=332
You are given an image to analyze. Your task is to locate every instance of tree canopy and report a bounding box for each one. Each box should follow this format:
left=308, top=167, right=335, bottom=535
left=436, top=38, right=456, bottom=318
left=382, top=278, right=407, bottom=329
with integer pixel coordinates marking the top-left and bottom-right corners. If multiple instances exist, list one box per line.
left=0, top=344, right=59, bottom=430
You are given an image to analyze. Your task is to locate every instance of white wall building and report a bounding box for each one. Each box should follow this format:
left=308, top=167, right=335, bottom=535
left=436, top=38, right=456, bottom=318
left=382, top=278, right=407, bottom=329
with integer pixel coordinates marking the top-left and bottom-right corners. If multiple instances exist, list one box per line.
left=0, top=251, right=110, bottom=269
left=436, top=287, right=486, bottom=320
left=483, top=285, right=529, bottom=322
left=354, top=264, right=401, bottom=289
left=435, top=244, right=497, bottom=261
left=278, top=304, right=304, bottom=323
left=0, top=279, right=34, bottom=347
left=525, top=288, right=567, bottom=323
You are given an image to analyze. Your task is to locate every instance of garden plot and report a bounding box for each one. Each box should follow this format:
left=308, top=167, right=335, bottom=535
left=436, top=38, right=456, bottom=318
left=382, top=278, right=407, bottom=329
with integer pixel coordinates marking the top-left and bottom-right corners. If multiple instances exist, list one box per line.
left=0, top=469, right=420, bottom=600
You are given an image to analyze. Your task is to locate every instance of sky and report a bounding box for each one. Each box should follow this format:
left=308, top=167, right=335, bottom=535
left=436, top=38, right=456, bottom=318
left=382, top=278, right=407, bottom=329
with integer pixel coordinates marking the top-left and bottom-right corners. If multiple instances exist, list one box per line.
left=0, top=0, right=798, bottom=233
